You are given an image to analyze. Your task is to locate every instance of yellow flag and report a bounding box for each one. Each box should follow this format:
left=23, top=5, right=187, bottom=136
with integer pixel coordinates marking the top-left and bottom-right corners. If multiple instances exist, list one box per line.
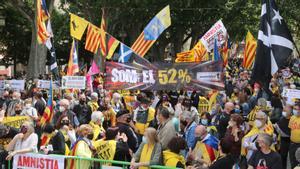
left=70, top=13, right=89, bottom=40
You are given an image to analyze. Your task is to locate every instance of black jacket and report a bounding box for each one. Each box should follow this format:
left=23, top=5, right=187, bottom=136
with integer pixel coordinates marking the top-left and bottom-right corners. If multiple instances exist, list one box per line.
left=116, top=122, right=138, bottom=152
left=48, top=131, right=66, bottom=155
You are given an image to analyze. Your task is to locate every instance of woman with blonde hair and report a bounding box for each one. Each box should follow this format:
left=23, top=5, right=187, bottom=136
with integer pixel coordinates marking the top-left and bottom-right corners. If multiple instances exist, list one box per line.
left=5, top=121, right=38, bottom=160
left=130, top=127, right=163, bottom=169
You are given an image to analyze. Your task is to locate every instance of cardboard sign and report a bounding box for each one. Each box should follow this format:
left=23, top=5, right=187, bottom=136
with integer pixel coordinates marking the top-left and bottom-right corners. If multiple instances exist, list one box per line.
left=200, top=20, right=227, bottom=51
left=61, top=76, right=86, bottom=89
left=13, top=153, right=65, bottom=169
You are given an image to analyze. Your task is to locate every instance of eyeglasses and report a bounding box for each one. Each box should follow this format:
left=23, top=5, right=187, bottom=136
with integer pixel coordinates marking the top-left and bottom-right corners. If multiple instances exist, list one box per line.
left=255, top=117, right=265, bottom=121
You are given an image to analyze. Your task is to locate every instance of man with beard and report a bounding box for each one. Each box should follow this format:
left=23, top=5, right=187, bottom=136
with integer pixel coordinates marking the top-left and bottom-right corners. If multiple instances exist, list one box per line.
left=73, top=94, right=92, bottom=125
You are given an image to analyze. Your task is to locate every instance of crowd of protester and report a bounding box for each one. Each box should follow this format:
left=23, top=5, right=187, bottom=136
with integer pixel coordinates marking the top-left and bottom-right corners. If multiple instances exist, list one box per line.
left=0, top=62, right=299, bottom=169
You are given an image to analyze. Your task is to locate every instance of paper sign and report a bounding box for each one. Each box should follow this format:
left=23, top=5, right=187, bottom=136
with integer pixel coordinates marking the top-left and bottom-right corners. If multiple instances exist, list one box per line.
left=282, top=89, right=300, bottom=99
left=200, top=20, right=227, bottom=51
left=0, top=80, right=25, bottom=90
left=37, top=80, right=60, bottom=89
left=61, top=76, right=86, bottom=89
left=13, top=153, right=65, bottom=169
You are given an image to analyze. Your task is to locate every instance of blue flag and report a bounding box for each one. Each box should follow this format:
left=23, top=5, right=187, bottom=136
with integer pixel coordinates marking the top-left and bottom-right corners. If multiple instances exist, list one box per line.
left=213, top=39, right=221, bottom=61
left=118, top=43, right=133, bottom=63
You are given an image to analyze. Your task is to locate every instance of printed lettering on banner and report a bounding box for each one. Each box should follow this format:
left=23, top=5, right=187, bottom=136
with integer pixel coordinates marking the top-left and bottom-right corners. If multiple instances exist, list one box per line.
left=61, top=76, right=86, bottom=89
left=200, top=20, right=227, bottom=51
left=13, top=153, right=65, bottom=169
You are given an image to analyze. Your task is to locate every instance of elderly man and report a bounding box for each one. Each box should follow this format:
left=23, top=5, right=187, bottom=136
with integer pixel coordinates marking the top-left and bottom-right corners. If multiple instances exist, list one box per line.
left=181, top=110, right=197, bottom=149
left=157, top=107, right=177, bottom=150
left=242, top=111, right=274, bottom=161
left=89, top=111, right=105, bottom=141
left=52, top=99, right=79, bottom=127
left=216, top=102, right=234, bottom=139
left=188, top=125, right=219, bottom=165
left=73, top=94, right=92, bottom=125
left=248, top=133, right=282, bottom=169
left=4, top=91, right=22, bottom=116
left=88, top=92, right=99, bottom=112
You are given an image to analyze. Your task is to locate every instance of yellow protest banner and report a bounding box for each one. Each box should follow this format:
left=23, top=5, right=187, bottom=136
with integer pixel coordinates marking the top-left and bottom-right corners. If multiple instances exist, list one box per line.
left=3, top=116, right=29, bottom=128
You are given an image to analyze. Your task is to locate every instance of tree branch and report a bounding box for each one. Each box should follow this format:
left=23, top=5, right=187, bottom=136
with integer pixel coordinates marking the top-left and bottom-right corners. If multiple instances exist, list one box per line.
left=6, top=0, right=33, bottom=22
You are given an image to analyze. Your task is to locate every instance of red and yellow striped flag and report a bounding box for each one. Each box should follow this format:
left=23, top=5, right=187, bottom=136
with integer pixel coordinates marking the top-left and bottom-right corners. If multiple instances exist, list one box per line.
left=37, top=0, right=50, bottom=44
left=85, top=24, right=101, bottom=53
left=131, top=32, right=156, bottom=57
left=99, top=9, right=107, bottom=56
left=243, top=31, right=257, bottom=69
left=193, top=41, right=208, bottom=62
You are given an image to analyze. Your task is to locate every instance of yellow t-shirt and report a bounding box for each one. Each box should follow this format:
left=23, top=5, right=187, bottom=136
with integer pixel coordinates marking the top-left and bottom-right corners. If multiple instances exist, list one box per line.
left=289, top=116, right=300, bottom=143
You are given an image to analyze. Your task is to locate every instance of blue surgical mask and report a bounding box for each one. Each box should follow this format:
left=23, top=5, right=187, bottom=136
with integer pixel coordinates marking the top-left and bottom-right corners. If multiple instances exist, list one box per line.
left=293, top=110, right=299, bottom=116
left=201, top=119, right=208, bottom=126
left=142, top=136, right=148, bottom=144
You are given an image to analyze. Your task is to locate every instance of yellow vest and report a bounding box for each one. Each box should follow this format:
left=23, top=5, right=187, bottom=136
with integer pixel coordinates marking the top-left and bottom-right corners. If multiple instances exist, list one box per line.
left=163, top=150, right=185, bottom=168
left=135, top=108, right=155, bottom=135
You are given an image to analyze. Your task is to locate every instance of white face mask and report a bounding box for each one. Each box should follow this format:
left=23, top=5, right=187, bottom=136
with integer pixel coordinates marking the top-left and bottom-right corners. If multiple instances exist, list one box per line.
left=293, top=110, right=300, bottom=116
left=59, top=106, right=66, bottom=112
left=282, top=111, right=287, bottom=117
left=255, top=120, right=263, bottom=128
left=25, top=104, right=31, bottom=108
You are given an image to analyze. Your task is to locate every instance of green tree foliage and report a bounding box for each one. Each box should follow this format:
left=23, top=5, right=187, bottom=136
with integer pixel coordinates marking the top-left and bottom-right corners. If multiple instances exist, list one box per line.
left=0, top=0, right=299, bottom=77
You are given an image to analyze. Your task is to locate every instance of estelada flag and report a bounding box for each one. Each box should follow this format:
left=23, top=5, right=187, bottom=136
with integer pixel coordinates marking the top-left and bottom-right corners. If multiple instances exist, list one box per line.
left=70, top=13, right=89, bottom=40
left=39, top=79, right=53, bottom=127
left=37, top=0, right=50, bottom=44
left=131, top=5, right=171, bottom=57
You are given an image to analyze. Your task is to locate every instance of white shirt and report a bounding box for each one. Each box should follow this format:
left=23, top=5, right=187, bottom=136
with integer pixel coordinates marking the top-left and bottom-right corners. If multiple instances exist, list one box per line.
left=21, top=107, right=38, bottom=119
left=14, top=133, right=38, bottom=152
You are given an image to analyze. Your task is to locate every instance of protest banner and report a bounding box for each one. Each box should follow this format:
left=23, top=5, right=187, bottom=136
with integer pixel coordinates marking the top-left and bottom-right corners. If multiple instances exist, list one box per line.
left=37, top=80, right=60, bottom=89
left=13, top=153, right=65, bottom=169
left=3, top=116, right=29, bottom=128
left=105, top=60, right=224, bottom=91
left=200, top=20, right=227, bottom=51
left=282, top=89, right=300, bottom=99
left=61, top=76, right=86, bottom=89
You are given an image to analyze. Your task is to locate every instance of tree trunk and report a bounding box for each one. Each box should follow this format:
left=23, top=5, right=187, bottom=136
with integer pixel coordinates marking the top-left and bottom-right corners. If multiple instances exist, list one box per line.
left=27, top=1, right=47, bottom=79
left=27, top=24, right=47, bottom=79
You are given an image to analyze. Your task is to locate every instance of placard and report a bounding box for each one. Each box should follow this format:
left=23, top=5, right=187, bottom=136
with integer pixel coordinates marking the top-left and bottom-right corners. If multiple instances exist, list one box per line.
left=61, top=76, right=86, bottom=89
left=0, top=80, right=25, bottom=90
left=13, top=153, right=65, bottom=169
left=200, top=20, right=227, bottom=51
left=105, top=61, right=224, bottom=91
left=282, top=89, right=300, bottom=99
left=37, top=80, right=60, bottom=89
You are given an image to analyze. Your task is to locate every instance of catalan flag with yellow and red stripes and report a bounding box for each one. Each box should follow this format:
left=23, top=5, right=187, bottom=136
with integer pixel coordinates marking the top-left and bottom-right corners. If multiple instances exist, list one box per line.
left=37, top=0, right=50, bottom=44
left=99, top=9, right=107, bottom=56
left=131, top=5, right=171, bottom=57
left=243, top=31, right=257, bottom=69
left=85, top=24, right=101, bottom=54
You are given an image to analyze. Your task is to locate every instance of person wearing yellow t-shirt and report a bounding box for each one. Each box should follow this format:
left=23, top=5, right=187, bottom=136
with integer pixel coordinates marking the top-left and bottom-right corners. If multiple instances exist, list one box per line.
left=289, top=103, right=300, bottom=169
